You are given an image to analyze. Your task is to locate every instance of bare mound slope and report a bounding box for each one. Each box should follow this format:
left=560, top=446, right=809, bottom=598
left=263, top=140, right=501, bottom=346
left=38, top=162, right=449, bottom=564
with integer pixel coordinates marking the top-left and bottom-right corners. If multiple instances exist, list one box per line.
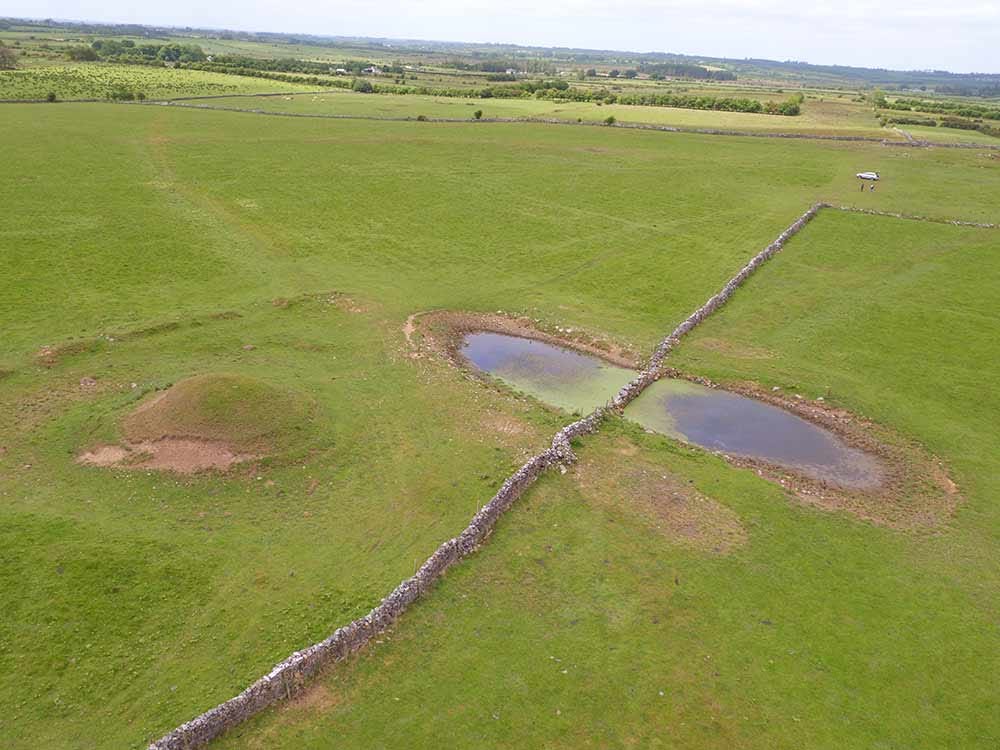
left=80, top=373, right=314, bottom=473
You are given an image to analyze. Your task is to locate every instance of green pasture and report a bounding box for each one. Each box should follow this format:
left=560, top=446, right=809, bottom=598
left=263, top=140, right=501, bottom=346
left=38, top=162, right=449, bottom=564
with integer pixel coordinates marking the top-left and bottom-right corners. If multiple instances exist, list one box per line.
left=0, top=103, right=998, bottom=749
left=199, top=89, right=892, bottom=137
left=216, top=206, right=1000, bottom=750
left=903, top=123, right=1000, bottom=144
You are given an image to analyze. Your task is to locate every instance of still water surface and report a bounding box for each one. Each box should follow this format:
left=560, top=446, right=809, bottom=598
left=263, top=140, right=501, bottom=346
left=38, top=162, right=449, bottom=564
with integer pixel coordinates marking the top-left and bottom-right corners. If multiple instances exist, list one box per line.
left=462, top=332, right=882, bottom=489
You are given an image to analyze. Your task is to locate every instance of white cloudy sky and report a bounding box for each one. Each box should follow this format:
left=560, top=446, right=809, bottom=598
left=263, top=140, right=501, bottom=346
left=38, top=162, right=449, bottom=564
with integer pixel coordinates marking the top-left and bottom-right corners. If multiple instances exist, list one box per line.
left=9, top=0, right=1000, bottom=73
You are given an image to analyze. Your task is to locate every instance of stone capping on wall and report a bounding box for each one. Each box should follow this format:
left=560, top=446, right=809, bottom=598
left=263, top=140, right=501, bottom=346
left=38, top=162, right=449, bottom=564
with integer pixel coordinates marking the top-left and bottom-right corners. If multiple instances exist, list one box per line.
left=148, top=199, right=994, bottom=749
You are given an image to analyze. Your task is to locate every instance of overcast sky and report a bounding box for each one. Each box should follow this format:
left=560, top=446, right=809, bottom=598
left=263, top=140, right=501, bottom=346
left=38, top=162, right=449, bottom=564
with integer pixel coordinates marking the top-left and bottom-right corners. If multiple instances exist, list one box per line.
left=9, top=0, right=1000, bottom=74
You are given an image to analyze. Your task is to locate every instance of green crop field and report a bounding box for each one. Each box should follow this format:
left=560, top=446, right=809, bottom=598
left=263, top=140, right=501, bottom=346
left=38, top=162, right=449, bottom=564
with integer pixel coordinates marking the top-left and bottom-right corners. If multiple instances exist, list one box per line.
left=1, top=63, right=998, bottom=750
left=0, top=64, right=316, bottom=100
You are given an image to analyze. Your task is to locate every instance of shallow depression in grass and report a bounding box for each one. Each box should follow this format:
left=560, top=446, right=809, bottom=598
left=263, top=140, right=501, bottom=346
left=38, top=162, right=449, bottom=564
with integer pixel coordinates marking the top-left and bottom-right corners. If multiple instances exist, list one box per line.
left=462, top=331, right=882, bottom=488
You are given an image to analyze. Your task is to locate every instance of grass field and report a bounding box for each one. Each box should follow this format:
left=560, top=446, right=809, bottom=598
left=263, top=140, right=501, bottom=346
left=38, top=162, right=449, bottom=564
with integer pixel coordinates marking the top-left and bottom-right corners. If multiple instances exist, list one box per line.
left=214, top=212, right=1000, bottom=750
left=196, top=90, right=895, bottom=138
left=1, top=102, right=998, bottom=749
left=903, top=123, right=1000, bottom=144
left=0, top=64, right=316, bottom=100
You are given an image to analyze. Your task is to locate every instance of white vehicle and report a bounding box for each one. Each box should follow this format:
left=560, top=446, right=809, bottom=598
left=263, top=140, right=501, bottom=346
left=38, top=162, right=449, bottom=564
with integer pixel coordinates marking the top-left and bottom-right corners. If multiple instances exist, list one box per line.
left=856, top=171, right=880, bottom=181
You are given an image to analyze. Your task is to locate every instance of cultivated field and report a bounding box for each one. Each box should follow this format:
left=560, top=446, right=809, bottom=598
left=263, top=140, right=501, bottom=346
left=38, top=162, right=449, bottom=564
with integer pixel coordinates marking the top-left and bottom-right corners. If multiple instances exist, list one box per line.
left=1, top=93, right=998, bottom=750
left=0, top=64, right=317, bottom=100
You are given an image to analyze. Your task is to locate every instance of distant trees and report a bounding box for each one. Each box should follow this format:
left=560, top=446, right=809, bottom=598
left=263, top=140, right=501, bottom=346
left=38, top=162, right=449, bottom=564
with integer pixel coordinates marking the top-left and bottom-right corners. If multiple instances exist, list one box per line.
left=68, top=40, right=206, bottom=64
left=473, top=109, right=483, bottom=119
left=624, top=69, right=638, bottom=79
left=883, top=96, right=1000, bottom=121
left=764, top=97, right=801, bottom=116
left=608, top=69, right=620, bottom=78
left=638, top=62, right=736, bottom=81
left=604, top=115, right=616, bottom=125
left=585, top=68, right=597, bottom=77
left=352, top=78, right=374, bottom=93
left=0, top=42, right=17, bottom=70
left=66, top=45, right=98, bottom=61
left=551, top=87, right=798, bottom=116
left=153, top=43, right=206, bottom=63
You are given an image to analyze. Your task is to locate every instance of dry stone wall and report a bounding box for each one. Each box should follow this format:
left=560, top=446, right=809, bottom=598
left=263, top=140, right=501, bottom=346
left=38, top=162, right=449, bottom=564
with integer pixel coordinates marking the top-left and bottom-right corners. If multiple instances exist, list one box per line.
left=835, top=206, right=998, bottom=229
left=151, top=199, right=981, bottom=748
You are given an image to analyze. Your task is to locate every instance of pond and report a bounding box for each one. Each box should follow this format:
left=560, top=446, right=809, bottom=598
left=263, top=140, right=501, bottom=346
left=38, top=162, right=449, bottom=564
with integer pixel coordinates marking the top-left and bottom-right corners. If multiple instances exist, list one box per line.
left=461, top=331, right=883, bottom=489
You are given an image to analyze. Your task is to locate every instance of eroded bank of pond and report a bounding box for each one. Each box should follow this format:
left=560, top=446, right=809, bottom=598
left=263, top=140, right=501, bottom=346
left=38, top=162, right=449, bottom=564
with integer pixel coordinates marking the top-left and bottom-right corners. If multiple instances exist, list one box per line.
left=461, top=331, right=883, bottom=489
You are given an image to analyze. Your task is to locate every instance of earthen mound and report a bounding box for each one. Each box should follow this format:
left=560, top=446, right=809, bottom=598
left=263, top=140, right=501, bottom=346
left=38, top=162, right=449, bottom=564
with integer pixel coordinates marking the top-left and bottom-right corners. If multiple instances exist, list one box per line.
left=78, top=373, right=313, bottom=474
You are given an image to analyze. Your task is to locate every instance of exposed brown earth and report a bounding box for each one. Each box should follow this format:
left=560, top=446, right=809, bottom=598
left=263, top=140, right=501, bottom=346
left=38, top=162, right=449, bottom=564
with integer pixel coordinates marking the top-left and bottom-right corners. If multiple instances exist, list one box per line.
left=76, top=373, right=310, bottom=474
left=405, top=309, right=641, bottom=369
left=34, top=340, right=93, bottom=368
left=78, top=439, right=257, bottom=474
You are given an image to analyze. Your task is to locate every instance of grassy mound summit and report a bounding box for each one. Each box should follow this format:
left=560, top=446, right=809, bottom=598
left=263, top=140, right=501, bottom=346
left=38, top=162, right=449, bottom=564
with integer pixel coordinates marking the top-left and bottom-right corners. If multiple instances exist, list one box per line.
left=123, top=373, right=314, bottom=454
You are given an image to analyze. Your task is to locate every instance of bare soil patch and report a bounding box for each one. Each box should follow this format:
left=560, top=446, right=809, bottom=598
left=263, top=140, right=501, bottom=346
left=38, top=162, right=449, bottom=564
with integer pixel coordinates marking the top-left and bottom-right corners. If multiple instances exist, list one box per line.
left=663, top=369, right=961, bottom=530
left=405, top=310, right=640, bottom=369
left=35, top=340, right=93, bottom=368
left=333, top=295, right=372, bottom=314
left=574, top=443, right=748, bottom=554
left=78, top=439, right=257, bottom=474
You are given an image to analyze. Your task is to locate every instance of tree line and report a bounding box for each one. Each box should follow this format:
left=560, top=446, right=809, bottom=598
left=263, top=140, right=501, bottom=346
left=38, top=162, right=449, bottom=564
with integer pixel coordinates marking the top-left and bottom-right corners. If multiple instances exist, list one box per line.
left=638, top=63, right=737, bottom=81
left=202, top=55, right=404, bottom=76
left=66, top=39, right=207, bottom=63
left=178, top=64, right=800, bottom=115
left=883, top=96, right=1000, bottom=121
left=0, top=41, right=19, bottom=70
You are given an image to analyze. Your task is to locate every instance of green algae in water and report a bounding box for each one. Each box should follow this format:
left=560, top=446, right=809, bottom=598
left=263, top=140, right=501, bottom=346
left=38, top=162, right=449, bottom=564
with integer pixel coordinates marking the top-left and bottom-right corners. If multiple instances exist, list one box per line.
left=461, top=332, right=633, bottom=414
left=462, top=331, right=883, bottom=489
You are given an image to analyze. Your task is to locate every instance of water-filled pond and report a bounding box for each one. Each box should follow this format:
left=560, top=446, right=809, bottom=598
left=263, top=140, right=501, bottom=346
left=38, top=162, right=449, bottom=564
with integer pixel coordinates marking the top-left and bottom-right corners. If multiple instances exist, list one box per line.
left=461, top=331, right=883, bottom=489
